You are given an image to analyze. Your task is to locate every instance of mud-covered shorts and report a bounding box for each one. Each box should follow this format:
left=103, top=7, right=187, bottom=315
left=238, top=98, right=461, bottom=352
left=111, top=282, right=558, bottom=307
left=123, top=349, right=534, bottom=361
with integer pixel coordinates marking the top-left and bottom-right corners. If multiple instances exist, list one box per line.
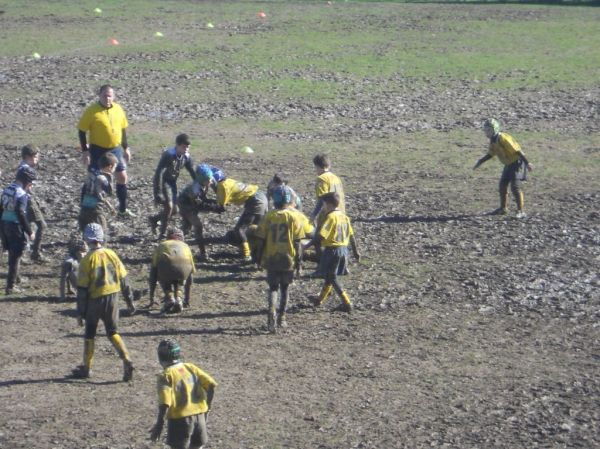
left=167, top=413, right=208, bottom=449
left=78, top=206, right=108, bottom=234
left=266, top=269, right=294, bottom=287
left=316, top=246, right=349, bottom=278
left=26, top=195, right=45, bottom=223
left=83, top=292, right=120, bottom=339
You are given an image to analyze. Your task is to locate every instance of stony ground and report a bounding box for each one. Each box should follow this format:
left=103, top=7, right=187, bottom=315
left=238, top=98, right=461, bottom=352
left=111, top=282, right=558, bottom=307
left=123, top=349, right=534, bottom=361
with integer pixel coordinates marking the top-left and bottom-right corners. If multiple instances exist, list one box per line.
left=1, top=3, right=599, bottom=449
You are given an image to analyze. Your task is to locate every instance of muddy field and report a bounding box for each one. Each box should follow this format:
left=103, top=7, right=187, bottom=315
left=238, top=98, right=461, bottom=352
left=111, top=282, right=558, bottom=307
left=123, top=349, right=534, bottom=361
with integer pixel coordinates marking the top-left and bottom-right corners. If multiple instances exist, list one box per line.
left=1, top=2, right=599, bottom=449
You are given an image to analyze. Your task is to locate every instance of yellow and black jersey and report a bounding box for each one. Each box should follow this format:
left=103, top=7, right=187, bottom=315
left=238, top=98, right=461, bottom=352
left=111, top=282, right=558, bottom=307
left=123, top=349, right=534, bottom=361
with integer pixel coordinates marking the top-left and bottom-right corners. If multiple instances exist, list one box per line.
left=152, top=239, right=196, bottom=273
left=319, top=210, right=354, bottom=248
left=77, top=247, right=127, bottom=299
left=78, top=102, right=128, bottom=149
left=256, top=209, right=307, bottom=268
left=216, top=178, right=258, bottom=207
left=488, top=132, right=522, bottom=166
left=157, top=362, right=218, bottom=419
left=315, top=171, right=345, bottom=212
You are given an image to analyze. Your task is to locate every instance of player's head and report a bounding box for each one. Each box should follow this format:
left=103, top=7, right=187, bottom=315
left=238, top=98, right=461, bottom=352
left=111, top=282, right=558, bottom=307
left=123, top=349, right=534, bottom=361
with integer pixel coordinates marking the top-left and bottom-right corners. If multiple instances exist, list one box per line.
left=313, top=154, right=331, bottom=171
left=157, top=339, right=182, bottom=367
left=68, top=235, right=88, bottom=258
left=83, top=223, right=104, bottom=244
left=166, top=227, right=184, bottom=241
left=15, top=165, right=36, bottom=187
left=483, top=118, right=500, bottom=138
left=210, top=166, right=225, bottom=183
left=98, top=153, right=118, bottom=172
left=98, top=84, right=114, bottom=108
left=175, top=133, right=191, bottom=154
left=21, top=144, right=40, bottom=164
left=321, top=192, right=340, bottom=211
left=272, top=185, right=292, bottom=209
left=195, top=163, right=214, bottom=186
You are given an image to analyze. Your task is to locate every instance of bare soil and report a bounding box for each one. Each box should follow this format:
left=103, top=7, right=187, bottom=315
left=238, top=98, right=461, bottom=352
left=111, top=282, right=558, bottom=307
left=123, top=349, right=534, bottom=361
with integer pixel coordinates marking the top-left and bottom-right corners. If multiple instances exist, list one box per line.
left=0, top=5, right=599, bottom=449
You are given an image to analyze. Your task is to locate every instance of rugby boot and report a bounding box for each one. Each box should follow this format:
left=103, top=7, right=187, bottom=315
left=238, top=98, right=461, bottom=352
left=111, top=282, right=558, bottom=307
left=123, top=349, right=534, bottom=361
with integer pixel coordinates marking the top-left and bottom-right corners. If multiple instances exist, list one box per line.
left=314, top=284, right=333, bottom=307
left=123, top=360, right=135, bottom=382
left=340, top=291, right=353, bottom=313
left=241, top=241, right=252, bottom=262
left=277, top=312, right=288, bottom=329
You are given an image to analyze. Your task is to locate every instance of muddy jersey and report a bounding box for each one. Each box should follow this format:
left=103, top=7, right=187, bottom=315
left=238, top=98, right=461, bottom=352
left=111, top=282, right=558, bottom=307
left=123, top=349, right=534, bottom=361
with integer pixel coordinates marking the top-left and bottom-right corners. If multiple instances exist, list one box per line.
left=77, top=247, right=127, bottom=299
left=319, top=210, right=354, bottom=248
left=488, top=132, right=522, bottom=166
left=286, top=208, right=314, bottom=236
left=157, top=362, right=218, bottom=419
left=152, top=239, right=196, bottom=272
left=315, top=171, right=345, bottom=213
left=153, top=147, right=195, bottom=194
left=81, top=170, right=112, bottom=209
left=1, top=183, right=29, bottom=224
left=256, top=209, right=307, bottom=269
left=78, top=102, right=128, bottom=149
left=216, top=178, right=258, bottom=207
left=177, top=182, right=207, bottom=208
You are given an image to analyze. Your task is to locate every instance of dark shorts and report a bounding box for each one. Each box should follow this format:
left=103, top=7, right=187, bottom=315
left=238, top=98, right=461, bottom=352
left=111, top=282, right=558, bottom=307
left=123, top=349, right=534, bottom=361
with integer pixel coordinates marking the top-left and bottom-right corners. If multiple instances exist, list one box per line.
left=161, top=179, right=178, bottom=205
left=266, top=269, right=294, bottom=287
left=78, top=207, right=108, bottom=235
left=316, top=246, right=349, bottom=278
left=167, top=413, right=208, bottom=449
left=84, top=292, right=119, bottom=339
left=1, top=222, right=27, bottom=256
left=235, top=191, right=268, bottom=229
left=89, top=144, right=127, bottom=172
left=500, top=160, right=524, bottom=187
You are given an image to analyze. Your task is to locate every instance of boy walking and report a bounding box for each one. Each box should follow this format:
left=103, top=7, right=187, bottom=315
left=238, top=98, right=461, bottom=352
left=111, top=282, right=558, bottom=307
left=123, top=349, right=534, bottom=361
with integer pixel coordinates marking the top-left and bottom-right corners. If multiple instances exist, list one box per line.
left=304, top=192, right=360, bottom=313
left=150, top=339, right=218, bottom=449
left=255, top=186, right=313, bottom=332
left=149, top=134, right=196, bottom=240
left=72, top=223, right=135, bottom=380
left=79, top=153, right=117, bottom=235
left=149, top=227, right=196, bottom=313
left=310, top=154, right=345, bottom=226
left=0, top=166, right=36, bottom=295
left=18, top=145, right=47, bottom=262
left=473, top=118, right=533, bottom=218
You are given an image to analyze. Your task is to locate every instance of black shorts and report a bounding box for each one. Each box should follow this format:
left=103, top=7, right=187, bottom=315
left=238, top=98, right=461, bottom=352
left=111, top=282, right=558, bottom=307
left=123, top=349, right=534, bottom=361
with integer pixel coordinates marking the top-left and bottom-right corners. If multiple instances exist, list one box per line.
left=84, top=292, right=120, bottom=339
left=266, top=269, right=294, bottom=287
left=167, top=413, right=208, bottom=449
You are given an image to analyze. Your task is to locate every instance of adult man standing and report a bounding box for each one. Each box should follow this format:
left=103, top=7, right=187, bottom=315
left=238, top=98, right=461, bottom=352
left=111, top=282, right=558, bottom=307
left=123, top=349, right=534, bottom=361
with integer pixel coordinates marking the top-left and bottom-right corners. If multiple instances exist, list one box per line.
left=78, top=84, right=135, bottom=217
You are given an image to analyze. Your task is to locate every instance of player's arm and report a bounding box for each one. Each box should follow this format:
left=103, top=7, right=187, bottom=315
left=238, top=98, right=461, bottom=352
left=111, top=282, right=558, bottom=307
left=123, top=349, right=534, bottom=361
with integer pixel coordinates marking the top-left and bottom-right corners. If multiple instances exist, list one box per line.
left=153, top=155, right=167, bottom=202
left=185, top=156, right=196, bottom=180
left=16, top=199, right=33, bottom=238
left=120, top=274, right=136, bottom=315
left=148, top=265, right=158, bottom=306
left=349, top=235, right=360, bottom=262
left=149, top=404, right=168, bottom=442
left=78, top=130, right=88, bottom=152
left=473, top=154, right=492, bottom=170
left=519, top=153, right=533, bottom=171
left=59, top=260, right=72, bottom=301
left=310, top=197, right=324, bottom=222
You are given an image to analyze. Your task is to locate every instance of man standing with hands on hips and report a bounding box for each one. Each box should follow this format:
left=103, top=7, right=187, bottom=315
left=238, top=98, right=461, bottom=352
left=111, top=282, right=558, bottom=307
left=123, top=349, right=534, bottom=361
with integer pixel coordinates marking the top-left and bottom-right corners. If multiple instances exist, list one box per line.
left=78, top=84, right=135, bottom=217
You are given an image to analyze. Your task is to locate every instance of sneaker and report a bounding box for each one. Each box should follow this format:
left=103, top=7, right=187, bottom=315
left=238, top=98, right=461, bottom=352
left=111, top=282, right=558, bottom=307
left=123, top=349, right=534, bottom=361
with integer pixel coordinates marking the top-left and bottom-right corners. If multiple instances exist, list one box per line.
left=118, top=209, right=137, bottom=218
left=31, top=252, right=46, bottom=263
left=242, top=255, right=253, bottom=263
left=277, top=313, right=288, bottom=329
left=516, top=211, right=527, bottom=219
left=123, top=360, right=134, bottom=382
left=71, top=365, right=91, bottom=379
left=171, top=298, right=183, bottom=313
left=5, top=286, right=23, bottom=295
left=490, top=207, right=508, bottom=216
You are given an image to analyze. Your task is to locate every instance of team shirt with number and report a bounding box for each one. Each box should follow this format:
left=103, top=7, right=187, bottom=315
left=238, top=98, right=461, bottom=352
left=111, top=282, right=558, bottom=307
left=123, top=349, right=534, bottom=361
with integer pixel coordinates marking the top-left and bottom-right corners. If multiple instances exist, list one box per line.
left=488, top=132, right=522, bottom=166
left=78, top=102, right=128, bottom=149
left=256, top=209, right=308, bottom=266
left=216, top=178, right=258, bottom=207
left=319, top=210, right=354, bottom=248
left=157, top=362, right=218, bottom=419
left=77, top=247, right=127, bottom=299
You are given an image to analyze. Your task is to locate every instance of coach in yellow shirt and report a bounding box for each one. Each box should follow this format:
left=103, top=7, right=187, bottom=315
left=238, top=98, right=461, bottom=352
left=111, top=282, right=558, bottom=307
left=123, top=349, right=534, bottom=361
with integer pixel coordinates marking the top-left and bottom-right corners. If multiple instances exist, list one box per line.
left=78, top=84, right=135, bottom=217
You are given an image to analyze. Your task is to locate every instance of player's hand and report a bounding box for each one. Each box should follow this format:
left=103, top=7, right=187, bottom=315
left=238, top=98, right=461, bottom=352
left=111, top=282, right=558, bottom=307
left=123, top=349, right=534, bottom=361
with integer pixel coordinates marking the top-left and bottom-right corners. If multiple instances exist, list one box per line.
left=354, top=251, right=361, bottom=262
left=527, top=163, right=533, bottom=172
left=149, top=423, right=162, bottom=441
left=28, top=232, right=35, bottom=241
left=77, top=316, right=84, bottom=327
left=124, top=147, right=131, bottom=163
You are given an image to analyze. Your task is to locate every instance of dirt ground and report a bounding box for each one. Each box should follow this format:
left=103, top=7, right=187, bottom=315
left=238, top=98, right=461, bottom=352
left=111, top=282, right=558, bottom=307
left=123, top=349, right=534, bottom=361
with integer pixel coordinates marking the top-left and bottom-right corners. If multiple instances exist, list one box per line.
left=1, top=4, right=599, bottom=449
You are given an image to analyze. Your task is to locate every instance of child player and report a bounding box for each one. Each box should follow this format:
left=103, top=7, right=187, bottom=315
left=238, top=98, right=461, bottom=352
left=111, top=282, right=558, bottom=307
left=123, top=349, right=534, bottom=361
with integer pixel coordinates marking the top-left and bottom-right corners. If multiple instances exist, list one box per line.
left=473, top=118, right=533, bottom=218
left=310, top=154, right=345, bottom=226
left=59, top=235, right=88, bottom=301
left=0, top=166, right=36, bottom=295
left=304, top=192, right=360, bottom=313
left=149, top=133, right=196, bottom=240
left=18, top=145, right=47, bottom=262
left=255, top=186, right=312, bottom=332
left=79, top=153, right=117, bottom=235
left=196, top=164, right=267, bottom=262
left=150, top=339, right=218, bottom=449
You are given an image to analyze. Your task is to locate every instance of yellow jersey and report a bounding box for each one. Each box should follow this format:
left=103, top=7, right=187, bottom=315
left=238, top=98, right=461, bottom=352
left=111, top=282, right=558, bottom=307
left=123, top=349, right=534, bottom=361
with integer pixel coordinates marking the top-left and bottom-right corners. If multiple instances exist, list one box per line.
left=488, top=132, right=522, bottom=166
left=157, top=362, right=218, bottom=419
left=256, top=209, right=307, bottom=269
left=216, top=178, right=258, bottom=207
left=152, top=239, right=196, bottom=272
left=319, top=210, right=354, bottom=248
left=315, top=171, right=345, bottom=212
left=77, top=247, right=127, bottom=299
left=78, top=102, right=128, bottom=149
left=287, top=208, right=315, bottom=236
